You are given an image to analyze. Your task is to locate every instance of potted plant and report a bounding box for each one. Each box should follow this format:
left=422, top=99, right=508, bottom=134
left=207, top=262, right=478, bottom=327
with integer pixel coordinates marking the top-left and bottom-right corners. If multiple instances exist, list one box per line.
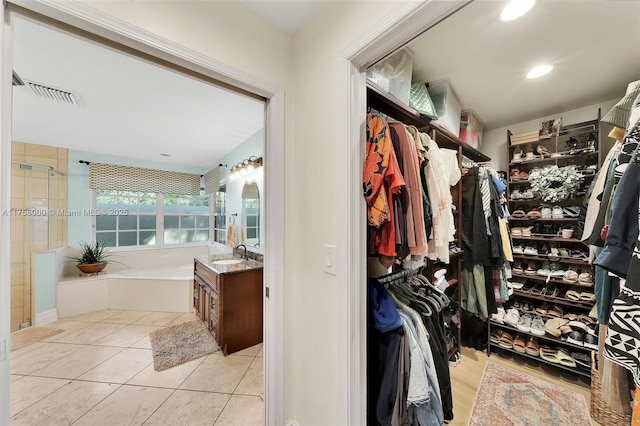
left=70, top=240, right=111, bottom=274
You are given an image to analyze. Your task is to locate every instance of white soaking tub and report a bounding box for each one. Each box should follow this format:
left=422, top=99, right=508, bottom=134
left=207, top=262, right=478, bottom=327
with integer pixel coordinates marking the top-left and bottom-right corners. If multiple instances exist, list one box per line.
left=57, top=264, right=194, bottom=318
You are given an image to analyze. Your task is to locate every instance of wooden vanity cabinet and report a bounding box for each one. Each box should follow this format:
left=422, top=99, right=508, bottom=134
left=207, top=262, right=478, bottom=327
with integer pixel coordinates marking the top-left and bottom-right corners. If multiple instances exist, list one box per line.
left=193, top=259, right=263, bottom=355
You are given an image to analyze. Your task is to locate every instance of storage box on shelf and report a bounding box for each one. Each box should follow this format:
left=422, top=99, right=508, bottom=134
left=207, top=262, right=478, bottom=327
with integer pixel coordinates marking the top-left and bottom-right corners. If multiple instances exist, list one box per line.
left=427, top=79, right=462, bottom=137
left=489, top=112, right=602, bottom=380
left=366, top=48, right=413, bottom=106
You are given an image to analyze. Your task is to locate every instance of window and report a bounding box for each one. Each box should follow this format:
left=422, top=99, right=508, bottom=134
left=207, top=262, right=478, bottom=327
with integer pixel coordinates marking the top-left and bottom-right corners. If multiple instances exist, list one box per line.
left=213, top=185, right=227, bottom=244
left=163, top=193, right=210, bottom=244
left=94, top=190, right=210, bottom=247
left=243, top=196, right=259, bottom=246
left=95, top=190, right=157, bottom=247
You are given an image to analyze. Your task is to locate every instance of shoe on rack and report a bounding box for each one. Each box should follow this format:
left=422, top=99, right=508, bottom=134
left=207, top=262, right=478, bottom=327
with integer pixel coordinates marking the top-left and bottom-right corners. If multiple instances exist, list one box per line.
left=526, top=336, right=540, bottom=357
left=512, top=146, right=524, bottom=163
left=491, top=307, right=506, bottom=324
left=512, top=245, right=524, bottom=254
left=523, top=245, right=538, bottom=256
left=522, top=188, right=535, bottom=199
left=522, top=226, right=534, bottom=237
left=525, top=260, right=537, bottom=275
left=512, top=259, right=524, bottom=274
left=544, top=317, right=569, bottom=338
left=536, top=145, right=552, bottom=157
left=517, top=314, right=532, bottom=333
left=557, top=349, right=577, bottom=368
left=584, top=333, right=598, bottom=350
left=510, top=188, right=522, bottom=200
left=525, top=143, right=535, bottom=160
left=529, top=167, right=542, bottom=180
left=540, top=205, right=552, bottom=219
left=586, top=133, right=597, bottom=152
left=537, top=260, right=551, bottom=276
left=567, top=330, right=585, bottom=346
left=504, top=308, right=520, bottom=327
left=530, top=316, right=546, bottom=337
left=552, top=205, right=564, bottom=219
left=578, top=272, right=594, bottom=287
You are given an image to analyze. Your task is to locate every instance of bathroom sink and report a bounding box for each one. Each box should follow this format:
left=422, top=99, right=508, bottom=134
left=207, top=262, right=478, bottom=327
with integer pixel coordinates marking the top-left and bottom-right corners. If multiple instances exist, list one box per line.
left=211, top=259, right=244, bottom=265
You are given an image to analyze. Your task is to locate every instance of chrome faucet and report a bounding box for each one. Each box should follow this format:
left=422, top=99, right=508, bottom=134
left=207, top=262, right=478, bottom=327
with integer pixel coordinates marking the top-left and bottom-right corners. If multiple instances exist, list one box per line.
left=235, top=244, right=247, bottom=259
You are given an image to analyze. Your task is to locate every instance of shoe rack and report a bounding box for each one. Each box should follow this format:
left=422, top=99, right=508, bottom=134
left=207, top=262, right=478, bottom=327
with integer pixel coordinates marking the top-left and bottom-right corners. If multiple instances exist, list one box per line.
left=487, top=110, right=601, bottom=379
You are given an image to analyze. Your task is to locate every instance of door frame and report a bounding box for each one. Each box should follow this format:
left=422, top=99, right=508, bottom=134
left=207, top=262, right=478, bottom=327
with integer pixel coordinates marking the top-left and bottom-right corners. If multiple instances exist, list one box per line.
left=0, top=1, right=285, bottom=424
left=338, top=1, right=470, bottom=423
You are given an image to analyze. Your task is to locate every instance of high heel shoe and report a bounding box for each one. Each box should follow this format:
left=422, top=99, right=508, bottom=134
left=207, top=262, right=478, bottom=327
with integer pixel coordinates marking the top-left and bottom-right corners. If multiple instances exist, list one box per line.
left=536, top=145, right=552, bottom=157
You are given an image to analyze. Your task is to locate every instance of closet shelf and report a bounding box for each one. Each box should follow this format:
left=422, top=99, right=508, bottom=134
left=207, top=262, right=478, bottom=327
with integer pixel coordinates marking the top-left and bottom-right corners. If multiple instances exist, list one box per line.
left=488, top=343, right=591, bottom=379
left=490, top=320, right=596, bottom=353
left=511, top=290, right=594, bottom=310
left=508, top=217, right=581, bottom=222
left=512, top=271, right=595, bottom=287
left=512, top=253, right=589, bottom=265
left=366, top=81, right=490, bottom=162
left=508, top=151, right=599, bottom=167
left=511, top=235, right=582, bottom=243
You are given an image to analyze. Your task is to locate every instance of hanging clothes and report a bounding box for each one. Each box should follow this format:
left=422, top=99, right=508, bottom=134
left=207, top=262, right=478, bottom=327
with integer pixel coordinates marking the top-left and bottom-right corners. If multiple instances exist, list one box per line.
left=390, top=123, right=427, bottom=256
left=364, top=114, right=406, bottom=257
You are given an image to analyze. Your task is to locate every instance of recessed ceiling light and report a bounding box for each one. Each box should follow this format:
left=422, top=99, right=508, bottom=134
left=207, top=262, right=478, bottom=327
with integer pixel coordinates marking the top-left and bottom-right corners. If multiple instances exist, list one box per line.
left=526, top=65, right=553, bottom=79
left=160, top=153, right=170, bottom=157
left=500, top=0, right=535, bottom=22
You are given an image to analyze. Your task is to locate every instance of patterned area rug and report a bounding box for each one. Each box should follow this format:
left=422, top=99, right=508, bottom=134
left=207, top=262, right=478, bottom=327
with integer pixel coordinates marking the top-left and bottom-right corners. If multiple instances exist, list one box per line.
left=11, top=326, right=64, bottom=352
left=149, top=320, right=219, bottom=371
left=468, top=362, right=591, bottom=426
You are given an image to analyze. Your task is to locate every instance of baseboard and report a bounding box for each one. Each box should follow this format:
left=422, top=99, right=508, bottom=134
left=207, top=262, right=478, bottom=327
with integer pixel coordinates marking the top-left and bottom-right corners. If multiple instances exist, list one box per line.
left=34, top=309, right=58, bottom=326
left=285, top=420, right=299, bottom=426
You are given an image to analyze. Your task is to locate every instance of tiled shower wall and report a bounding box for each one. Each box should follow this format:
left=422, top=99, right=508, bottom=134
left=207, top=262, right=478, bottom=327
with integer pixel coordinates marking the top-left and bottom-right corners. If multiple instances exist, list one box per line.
left=11, top=141, right=68, bottom=331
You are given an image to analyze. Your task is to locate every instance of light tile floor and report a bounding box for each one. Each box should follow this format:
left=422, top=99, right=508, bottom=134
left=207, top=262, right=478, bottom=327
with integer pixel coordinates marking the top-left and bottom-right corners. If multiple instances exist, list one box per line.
left=10, top=310, right=264, bottom=425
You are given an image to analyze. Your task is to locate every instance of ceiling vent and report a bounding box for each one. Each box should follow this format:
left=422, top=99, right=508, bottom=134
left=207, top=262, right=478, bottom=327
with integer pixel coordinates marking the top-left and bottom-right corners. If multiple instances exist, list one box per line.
left=24, top=80, right=79, bottom=105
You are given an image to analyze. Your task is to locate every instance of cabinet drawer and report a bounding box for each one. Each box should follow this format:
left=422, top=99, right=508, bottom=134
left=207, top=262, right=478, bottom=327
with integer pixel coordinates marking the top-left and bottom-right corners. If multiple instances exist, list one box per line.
left=194, top=268, right=219, bottom=293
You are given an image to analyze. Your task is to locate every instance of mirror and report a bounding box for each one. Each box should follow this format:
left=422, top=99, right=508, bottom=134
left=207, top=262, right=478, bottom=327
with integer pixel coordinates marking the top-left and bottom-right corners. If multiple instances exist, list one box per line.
left=241, top=182, right=260, bottom=249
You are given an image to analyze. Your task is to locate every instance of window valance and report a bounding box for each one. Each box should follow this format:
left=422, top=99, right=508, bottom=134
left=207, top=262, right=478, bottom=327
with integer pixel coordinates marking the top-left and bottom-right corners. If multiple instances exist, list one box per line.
left=204, top=166, right=221, bottom=193
left=89, top=163, right=200, bottom=195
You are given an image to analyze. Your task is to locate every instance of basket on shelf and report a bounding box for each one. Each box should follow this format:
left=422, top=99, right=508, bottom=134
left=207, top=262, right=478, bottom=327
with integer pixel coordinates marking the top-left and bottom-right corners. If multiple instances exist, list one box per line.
left=590, top=351, right=632, bottom=425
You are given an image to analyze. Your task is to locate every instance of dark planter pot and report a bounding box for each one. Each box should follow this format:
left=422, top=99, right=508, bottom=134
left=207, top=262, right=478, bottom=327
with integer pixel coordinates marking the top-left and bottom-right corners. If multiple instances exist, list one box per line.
left=76, top=262, right=108, bottom=274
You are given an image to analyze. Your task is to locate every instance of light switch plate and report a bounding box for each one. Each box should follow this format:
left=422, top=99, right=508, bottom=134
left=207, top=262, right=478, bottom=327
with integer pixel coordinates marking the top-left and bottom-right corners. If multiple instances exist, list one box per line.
left=323, top=244, right=336, bottom=275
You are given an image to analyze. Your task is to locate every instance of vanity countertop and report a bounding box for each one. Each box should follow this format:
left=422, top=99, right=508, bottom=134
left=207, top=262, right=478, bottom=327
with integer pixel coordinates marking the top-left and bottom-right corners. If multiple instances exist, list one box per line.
left=194, top=255, right=263, bottom=275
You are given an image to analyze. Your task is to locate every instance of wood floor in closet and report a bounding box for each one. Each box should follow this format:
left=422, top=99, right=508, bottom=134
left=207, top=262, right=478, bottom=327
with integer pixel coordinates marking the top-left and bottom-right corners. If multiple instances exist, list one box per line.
left=449, top=346, right=601, bottom=425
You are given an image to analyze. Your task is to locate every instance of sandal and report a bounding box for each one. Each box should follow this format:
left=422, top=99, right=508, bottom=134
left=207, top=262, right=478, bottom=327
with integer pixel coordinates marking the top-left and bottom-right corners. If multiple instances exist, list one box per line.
left=490, top=329, right=503, bottom=344
left=535, top=303, right=550, bottom=316
left=526, top=209, right=541, bottom=220
left=543, top=285, right=559, bottom=298
left=547, top=305, right=564, bottom=318
left=565, top=290, right=581, bottom=301
left=512, top=208, right=527, bottom=219
left=557, top=349, right=577, bottom=368
left=498, top=331, right=514, bottom=349
left=580, top=292, right=596, bottom=302
left=540, top=346, right=561, bottom=364
left=513, top=334, right=527, bottom=353
left=526, top=336, right=540, bottom=357
left=522, top=226, right=533, bottom=237
left=511, top=227, right=523, bottom=236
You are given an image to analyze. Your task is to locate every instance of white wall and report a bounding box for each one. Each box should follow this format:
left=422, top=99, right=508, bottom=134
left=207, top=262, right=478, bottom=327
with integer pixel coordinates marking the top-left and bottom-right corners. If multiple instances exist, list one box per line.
left=482, top=99, right=618, bottom=170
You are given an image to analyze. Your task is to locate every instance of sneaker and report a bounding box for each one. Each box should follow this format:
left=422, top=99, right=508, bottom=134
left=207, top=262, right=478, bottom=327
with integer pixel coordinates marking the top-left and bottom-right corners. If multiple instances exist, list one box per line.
left=523, top=246, right=538, bottom=255
left=530, top=316, right=546, bottom=336
left=584, top=333, right=598, bottom=350
left=513, top=245, right=524, bottom=254
left=552, top=205, right=564, bottom=219
left=517, top=314, right=532, bottom=332
left=504, top=308, right=520, bottom=327
left=540, top=205, right=552, bottom=218
left=537, top=260, right=551, bottom=276
left=491, top=307, right=506, bottom=324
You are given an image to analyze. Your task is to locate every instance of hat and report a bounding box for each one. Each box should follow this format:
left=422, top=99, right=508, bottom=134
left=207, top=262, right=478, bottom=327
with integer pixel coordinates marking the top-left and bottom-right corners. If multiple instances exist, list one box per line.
left=601, top=80, right=640, bottom=128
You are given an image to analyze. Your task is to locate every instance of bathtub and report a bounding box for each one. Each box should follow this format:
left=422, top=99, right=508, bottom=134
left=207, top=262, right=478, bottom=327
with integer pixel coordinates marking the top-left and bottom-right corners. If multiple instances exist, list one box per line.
left=57, top=264, right=194, bottom=318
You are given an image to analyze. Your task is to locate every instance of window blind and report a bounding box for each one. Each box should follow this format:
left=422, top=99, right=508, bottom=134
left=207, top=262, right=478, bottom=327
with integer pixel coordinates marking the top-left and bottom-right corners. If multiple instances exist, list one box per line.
left=89, top=163, right=200, bottom=195
left=204, top=166, right=221, bottom=193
